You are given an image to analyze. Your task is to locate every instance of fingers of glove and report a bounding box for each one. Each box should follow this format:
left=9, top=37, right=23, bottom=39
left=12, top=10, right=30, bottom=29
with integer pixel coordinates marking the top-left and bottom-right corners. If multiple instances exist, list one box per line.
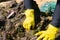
left=35, top=31, right=44, bottom=36
left=23, top=22, right=31, bottom=31
left=36, top=34, right=45, bottom=40
left=23, top=23, right=27, bottom=29
left=48, top=38, right=52, bottom=40
left=26, top=24, right=31, bottom=31
left=23, top=23, right=28, bottom=30
left=43, top=36, right=48, bottom=40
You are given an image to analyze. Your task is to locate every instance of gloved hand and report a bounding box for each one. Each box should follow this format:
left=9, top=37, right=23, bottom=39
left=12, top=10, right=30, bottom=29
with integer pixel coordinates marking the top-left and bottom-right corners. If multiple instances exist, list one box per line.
left=23, top=9, right=35, bottom=31
left=35, top=24, right=58, bottom=40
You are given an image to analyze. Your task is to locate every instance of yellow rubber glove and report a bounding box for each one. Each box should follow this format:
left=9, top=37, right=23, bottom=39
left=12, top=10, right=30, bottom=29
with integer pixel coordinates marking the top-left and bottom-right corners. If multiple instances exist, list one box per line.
left=35, top=24, right=58, bottom=40
left=23, top=9, right=35, bottom=31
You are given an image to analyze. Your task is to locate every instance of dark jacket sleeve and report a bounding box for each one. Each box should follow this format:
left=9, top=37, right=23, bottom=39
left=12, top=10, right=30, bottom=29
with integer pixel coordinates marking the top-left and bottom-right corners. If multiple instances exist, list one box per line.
left=24, top=0, right=33, bottom=9
left=51, top=0, right=60, bottom=27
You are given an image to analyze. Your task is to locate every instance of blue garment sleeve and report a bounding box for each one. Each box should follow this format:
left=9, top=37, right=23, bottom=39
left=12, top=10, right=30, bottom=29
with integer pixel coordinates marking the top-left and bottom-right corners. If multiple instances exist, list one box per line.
left=51, top=0, right=60, bottom=27
left=24, top=0, right=33, bottom=9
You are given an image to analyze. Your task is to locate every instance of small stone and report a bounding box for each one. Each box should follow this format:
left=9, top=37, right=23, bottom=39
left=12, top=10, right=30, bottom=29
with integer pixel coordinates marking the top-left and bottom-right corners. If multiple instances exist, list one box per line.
left=21, top=37, right=27, bottom=40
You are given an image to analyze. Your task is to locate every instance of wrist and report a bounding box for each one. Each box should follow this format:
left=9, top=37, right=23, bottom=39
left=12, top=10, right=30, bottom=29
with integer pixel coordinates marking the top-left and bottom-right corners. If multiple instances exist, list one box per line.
left=47, top=24, right=58, bottom=32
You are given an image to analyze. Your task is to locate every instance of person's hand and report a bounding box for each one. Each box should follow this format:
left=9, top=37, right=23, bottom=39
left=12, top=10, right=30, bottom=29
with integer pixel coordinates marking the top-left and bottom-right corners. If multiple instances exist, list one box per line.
left=35, top=24, right=58, bottom=40
left=23, top=9, right=35, bottom=31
